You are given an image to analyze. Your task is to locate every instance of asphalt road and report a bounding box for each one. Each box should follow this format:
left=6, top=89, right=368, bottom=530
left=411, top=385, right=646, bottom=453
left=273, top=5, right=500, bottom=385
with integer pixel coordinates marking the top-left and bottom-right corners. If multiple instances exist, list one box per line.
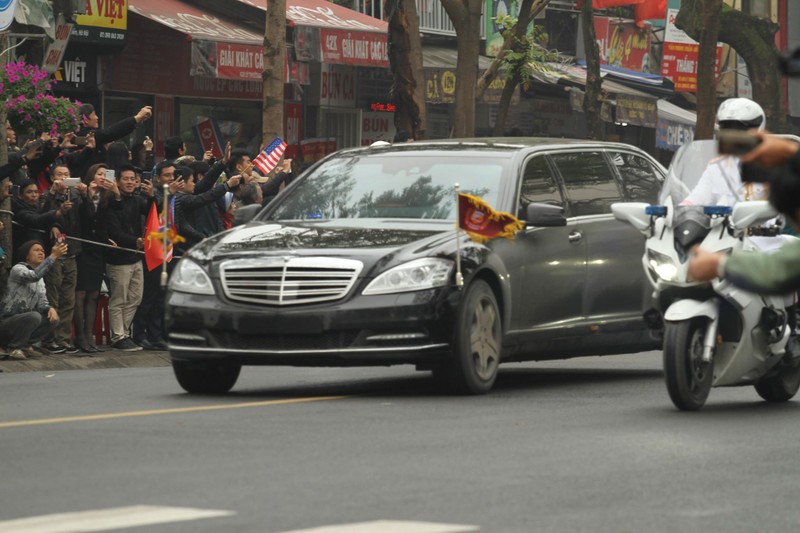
left=2, top=351, right=800, bottom=532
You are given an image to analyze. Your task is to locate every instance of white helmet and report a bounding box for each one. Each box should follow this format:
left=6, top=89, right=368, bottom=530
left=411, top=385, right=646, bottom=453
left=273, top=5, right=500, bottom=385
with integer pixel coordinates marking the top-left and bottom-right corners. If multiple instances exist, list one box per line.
left=716, top=98, right=766, bottom=131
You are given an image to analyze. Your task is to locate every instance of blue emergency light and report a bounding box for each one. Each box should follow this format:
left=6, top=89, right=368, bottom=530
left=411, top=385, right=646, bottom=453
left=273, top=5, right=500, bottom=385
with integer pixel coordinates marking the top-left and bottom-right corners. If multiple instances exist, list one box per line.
left=645, top=205, right=667, bottom=217
left=703, top=206, right=733, bottom=216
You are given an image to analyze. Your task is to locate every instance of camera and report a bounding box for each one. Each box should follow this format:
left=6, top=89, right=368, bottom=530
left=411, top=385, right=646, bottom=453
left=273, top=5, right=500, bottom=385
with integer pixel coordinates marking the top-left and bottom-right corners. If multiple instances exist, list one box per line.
left=74, top=136, right=88, bottom=146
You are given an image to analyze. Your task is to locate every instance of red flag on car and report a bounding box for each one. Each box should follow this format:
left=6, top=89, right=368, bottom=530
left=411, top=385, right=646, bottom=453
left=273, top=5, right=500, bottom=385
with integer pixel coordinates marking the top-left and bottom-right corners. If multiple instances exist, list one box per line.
left=457, top=193, right=524, bottom=243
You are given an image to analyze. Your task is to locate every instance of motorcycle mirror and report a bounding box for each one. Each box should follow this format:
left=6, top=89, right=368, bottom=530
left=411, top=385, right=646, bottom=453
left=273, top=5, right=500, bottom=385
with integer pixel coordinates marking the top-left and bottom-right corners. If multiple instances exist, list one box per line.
left=731, top=201, right=778, bottom=231
left=611, top=202, right=652, bottom=232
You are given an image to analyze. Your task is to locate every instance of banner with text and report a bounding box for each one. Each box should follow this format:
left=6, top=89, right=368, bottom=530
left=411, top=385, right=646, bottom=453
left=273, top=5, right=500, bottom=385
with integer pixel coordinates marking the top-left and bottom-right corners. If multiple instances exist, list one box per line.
left=660, top=8, right=722, bottom=92
left=73, top=0, right=127, bottom=44
left=319, top=28, right=389, bottom=68
left=593, top=16, right=652, bottom=72
left=616, top=94, right=657, bottom=127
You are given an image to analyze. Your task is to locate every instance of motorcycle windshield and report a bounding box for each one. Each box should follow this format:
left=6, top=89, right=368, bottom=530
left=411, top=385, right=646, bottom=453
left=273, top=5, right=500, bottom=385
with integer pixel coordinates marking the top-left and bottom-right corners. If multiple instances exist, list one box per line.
left=659, top=139, right=742, bottom=208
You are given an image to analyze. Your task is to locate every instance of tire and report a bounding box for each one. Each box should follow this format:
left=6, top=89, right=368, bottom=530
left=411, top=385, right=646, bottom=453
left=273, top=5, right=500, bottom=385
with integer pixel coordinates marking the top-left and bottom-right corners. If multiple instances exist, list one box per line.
left=434, top=279, right=502, bottom=395
left=663, top=318, right=714, bottom=411
left=754, top=365, right=800, bottom=402
left=172, top=360, right=241, bottom=394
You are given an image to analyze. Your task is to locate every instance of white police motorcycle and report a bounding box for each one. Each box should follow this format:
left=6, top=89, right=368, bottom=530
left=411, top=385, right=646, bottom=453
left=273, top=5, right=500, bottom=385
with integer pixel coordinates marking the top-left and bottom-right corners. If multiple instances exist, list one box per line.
left=613, top=139, right=800, bottom=410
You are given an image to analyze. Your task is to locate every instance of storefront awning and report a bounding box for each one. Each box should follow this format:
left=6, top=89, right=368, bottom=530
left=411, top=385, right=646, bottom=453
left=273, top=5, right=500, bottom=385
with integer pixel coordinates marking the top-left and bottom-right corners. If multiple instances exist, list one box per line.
left=237, top=0, right=387, bottom=33
left=129, top=0, right=261, bottom=45
left=235, top=0, right=389, bottom=68
left=129, top=0, right=309, bottom=83
left=656, top=99, right=696, bottom=151
left=423, top=45, right=495, bottom=70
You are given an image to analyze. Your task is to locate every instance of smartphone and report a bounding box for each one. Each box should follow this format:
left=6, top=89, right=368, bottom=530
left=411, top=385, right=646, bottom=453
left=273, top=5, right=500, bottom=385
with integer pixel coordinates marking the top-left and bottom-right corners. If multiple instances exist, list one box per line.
left=142, top=171, right=152, bottom=182
left=717, top=129, right=761, bottom=156
left=74, top=136, right=88, bottom=146
left=56, top=233, right=67, bottom=245
left=104, top=169, right=116, bottom=182
left=11, top=184, right=19, bottom=196
left=64, top=177, right=81, bottom=187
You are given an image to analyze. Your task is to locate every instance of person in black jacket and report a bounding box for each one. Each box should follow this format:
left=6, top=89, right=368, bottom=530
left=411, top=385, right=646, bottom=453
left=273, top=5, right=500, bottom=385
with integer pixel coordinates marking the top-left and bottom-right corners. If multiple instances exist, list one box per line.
left=71, top=104, right=152, bottom=181
left=11, top=180, right=67, bottom=250
left=38, top=163, right=88, bottom=354
left=105, top=164, right=155, bottom=351
left=174, top=165, right=241, bottom=253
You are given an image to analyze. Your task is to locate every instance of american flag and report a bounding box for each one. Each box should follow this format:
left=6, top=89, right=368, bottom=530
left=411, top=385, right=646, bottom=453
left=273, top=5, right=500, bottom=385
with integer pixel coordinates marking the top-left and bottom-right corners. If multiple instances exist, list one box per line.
left=252, top=137, right=288, bottom=175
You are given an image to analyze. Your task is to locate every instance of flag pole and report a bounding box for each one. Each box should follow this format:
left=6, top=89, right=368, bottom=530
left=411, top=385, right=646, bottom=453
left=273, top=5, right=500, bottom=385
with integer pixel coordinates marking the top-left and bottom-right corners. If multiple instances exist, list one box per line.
left=161, top=183, right=169, bottom=288
left=454, top=183, right=463, bottom=289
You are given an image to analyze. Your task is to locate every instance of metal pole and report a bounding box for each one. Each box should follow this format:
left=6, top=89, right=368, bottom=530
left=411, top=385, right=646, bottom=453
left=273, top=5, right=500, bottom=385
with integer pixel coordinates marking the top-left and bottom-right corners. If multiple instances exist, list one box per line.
left=161, top=184, right=169, bottom=288
left=454, top=183, right=463, bottom=288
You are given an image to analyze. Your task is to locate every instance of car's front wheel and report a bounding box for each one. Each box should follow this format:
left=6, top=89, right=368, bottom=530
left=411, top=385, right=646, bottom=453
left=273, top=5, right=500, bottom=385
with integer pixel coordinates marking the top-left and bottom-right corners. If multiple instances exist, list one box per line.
left=434, top=279, right=501, bottom=395
left=172, top=360, right=241, bottom=394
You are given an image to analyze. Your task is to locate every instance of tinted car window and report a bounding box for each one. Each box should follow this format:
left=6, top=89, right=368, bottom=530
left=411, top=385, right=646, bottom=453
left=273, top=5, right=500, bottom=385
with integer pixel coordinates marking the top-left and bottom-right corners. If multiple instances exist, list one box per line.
left=550, top=152, right=622, bottom=216
left=517, top=156, right=564, bottom=218
left=267, top=153, right=508, bottom=221
left=609, top=151, right=662, bottom=203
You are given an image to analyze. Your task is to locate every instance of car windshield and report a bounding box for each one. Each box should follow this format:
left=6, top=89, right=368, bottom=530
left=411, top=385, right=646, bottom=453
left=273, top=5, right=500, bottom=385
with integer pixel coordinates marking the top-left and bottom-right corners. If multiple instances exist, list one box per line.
left=265, top=151, right=509, bottom=221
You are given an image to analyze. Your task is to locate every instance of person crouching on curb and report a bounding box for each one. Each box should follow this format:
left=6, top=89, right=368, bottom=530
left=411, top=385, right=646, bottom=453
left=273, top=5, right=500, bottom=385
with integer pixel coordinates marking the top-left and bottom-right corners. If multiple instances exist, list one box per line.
left=0, top=241, right=67, bottom=360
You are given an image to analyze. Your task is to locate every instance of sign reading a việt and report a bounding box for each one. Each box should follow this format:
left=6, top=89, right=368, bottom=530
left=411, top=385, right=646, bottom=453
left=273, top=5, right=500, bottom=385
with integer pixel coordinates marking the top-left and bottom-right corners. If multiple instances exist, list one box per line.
left=72, top=0, right=128, bottom=44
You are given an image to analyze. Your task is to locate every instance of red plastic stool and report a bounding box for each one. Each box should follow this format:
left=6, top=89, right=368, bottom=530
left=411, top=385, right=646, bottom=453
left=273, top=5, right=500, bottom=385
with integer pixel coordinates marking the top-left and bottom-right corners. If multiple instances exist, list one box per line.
left=94, top=294, right=111, bottom=346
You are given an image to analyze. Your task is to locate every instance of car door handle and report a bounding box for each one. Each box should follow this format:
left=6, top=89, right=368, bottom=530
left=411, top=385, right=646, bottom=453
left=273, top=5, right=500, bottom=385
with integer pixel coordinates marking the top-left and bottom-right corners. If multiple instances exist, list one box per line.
left=568, top=231, right=582, bottom=243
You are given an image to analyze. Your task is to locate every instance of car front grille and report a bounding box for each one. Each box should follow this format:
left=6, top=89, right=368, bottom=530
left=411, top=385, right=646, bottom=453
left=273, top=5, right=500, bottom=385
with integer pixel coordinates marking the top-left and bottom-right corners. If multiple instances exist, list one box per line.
left=219, top=257, right=363, bottom=306
left=209, top=330, right=361, bottom=350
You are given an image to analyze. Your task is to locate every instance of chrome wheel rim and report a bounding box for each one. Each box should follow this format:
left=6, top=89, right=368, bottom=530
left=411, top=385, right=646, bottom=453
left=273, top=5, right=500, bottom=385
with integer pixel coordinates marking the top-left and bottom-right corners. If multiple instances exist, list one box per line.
left=470, top=296, right=500, bottom=381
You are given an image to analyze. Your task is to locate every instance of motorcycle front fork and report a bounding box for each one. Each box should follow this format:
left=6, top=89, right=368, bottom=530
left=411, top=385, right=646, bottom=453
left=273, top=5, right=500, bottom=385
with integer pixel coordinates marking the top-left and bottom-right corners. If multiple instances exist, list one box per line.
left=701, top=315, right=719, bottom=364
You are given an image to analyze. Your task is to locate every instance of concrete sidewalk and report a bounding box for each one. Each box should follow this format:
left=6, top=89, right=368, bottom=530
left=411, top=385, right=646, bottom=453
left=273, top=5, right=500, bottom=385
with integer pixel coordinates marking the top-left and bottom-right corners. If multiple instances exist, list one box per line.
left=0, top=348, right=172, bottom=373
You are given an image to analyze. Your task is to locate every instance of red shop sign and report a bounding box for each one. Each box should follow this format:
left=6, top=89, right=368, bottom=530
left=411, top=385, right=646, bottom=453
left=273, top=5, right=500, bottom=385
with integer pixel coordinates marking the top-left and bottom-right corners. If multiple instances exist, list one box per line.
left=320, top=28, right=388, bottom=68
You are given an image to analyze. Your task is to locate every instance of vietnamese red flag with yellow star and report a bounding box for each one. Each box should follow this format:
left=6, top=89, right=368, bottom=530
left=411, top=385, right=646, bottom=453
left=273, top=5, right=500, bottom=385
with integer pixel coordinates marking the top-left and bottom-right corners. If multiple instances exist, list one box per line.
left=458, top=193, right=524, bottom=243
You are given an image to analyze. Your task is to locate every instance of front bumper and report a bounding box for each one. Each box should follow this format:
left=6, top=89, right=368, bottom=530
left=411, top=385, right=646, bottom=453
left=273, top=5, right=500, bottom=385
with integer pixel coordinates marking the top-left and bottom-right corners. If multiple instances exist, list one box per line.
left=165, top=287, right=458, bottom=366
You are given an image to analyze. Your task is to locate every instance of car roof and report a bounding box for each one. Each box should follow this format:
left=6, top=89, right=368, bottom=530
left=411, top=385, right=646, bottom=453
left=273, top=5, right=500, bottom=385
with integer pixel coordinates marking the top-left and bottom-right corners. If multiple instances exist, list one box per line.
left=340, top=137, right=656, bottom=156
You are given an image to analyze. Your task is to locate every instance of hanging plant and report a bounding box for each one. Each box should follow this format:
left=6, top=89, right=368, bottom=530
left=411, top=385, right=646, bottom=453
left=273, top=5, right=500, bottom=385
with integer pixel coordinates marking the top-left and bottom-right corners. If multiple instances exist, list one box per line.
left=1, top=61, right=81, bottom=136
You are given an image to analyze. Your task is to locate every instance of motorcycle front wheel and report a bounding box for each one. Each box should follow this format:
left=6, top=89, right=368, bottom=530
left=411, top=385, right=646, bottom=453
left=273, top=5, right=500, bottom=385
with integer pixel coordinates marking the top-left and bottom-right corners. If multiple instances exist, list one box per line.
left=663, top=318, right=714, bottom=411
left=754, top=365, right=800, bottom=402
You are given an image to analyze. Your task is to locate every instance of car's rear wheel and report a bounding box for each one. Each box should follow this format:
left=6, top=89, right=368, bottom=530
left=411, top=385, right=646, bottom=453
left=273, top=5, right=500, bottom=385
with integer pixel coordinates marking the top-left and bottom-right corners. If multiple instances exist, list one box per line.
left=172, top=360, right=241, bottom=394
left=434, top=279, right=501, bottom=395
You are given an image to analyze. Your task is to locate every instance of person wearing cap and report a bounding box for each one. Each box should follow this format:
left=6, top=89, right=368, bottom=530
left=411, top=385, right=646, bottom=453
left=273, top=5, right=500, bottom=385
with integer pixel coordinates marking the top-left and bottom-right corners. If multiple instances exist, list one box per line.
left=0, top=240, right=67, bottom=360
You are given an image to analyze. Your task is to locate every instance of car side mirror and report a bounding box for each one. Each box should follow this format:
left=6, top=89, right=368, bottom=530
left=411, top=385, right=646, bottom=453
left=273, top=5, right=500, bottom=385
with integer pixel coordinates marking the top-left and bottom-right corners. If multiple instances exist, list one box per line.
left=731, top=200, right=777, bottom=231
left=611, top=202, right=651, bottom=232
left=526, top=203, right=566, bottom=227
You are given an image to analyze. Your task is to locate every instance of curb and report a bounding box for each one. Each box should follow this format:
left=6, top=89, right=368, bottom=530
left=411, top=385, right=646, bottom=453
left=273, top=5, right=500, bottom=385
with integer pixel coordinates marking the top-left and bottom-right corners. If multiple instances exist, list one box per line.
left=0, top=350, right=172, bottom=373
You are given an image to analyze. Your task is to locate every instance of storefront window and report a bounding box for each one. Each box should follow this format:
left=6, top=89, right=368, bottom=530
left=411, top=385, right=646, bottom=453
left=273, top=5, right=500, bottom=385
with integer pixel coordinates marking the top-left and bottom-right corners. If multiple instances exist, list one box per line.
left=178, top=99, right=262, bottom=158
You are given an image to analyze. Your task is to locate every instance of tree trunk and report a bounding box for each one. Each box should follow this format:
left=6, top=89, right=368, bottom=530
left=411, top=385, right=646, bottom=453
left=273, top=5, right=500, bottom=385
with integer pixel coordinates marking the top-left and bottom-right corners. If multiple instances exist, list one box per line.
left=386, top=0, right=427, bottom=139
left=582, top=0, right=603, bottom=140
left=476, top=0, right=550, bottom=101
left=493, top=72, right=522, bottom=136
left=676, top=0, right=785, bottom=132
left=442, top=0, right=484, bottom=138
left=262, top=0, right=286, bottom=149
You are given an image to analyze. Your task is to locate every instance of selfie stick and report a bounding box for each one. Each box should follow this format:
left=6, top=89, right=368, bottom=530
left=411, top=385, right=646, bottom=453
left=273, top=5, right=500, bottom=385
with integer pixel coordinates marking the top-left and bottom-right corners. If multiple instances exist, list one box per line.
left=162, top=183, right=169, bottom=288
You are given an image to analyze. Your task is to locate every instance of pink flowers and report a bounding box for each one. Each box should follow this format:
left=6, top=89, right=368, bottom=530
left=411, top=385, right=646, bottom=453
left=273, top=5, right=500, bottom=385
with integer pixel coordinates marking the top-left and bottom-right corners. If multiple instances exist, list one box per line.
left=2, top=61, right=81, bottom=135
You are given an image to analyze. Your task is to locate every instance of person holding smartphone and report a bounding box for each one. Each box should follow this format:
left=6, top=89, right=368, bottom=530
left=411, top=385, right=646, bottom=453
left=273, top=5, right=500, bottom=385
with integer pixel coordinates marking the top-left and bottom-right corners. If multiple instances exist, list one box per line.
left=39, top=164, right=88, bottom=355
left=0, top=241, right=67, bottom=360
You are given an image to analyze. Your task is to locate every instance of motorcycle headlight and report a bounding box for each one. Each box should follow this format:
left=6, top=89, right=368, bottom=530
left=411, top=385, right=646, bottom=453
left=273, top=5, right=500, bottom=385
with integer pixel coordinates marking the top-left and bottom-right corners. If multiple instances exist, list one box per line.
left=169, top=258, right=215, bottom=295
left=363, top=258, right=454, bottom=295
left=647, top=250, right=679, bottom=282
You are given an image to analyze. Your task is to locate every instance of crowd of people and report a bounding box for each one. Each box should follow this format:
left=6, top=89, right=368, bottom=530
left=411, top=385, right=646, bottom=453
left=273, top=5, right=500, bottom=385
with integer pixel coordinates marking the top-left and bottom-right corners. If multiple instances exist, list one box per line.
left=0, top=105, right=295, bottom=360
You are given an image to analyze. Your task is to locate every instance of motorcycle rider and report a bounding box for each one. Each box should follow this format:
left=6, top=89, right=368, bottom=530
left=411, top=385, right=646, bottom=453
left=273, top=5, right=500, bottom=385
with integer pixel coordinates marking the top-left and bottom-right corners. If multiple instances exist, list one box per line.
left=689, top=132, right=800, bottom=294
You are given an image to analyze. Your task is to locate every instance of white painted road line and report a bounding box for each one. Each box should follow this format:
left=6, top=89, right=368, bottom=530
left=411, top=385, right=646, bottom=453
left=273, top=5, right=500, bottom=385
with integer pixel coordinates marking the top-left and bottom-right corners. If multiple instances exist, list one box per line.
left=0, top=505, right=235, bottom=532
left=280, top=520, right=479, bottom=533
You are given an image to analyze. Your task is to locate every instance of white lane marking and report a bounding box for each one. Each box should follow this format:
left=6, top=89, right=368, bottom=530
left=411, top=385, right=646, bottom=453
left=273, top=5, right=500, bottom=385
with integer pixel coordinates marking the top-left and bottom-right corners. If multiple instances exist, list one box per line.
left=0, top=505, right=235, bottom=532
left=280, top=520, right=479, bottom=533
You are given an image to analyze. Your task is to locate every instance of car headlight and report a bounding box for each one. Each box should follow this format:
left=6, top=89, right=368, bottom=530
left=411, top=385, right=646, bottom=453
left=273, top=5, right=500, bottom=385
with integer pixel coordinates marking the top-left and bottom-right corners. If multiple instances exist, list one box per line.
left=362, top=258, right=454, bottom=295
left=169, top=258, right=215, bottom=295
left=647, top=250, right=679, bottom=282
